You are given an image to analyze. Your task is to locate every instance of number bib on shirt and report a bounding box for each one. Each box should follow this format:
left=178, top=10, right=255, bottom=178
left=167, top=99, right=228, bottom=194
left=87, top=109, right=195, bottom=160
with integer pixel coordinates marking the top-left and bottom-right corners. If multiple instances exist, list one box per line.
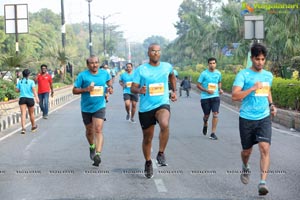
left=149, top=83, right=164, bottom=96
left=126, top=82, right=132, bottom=88
left=208, top=83, right=217, bottom=91
left=90, top=86, right=104, bottom=97
left=255, top=82, right=270, bottom=96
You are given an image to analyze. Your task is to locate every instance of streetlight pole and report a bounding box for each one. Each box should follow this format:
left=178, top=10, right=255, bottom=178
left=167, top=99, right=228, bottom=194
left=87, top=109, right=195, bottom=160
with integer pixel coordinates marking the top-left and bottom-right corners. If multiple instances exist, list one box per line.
left=61, top=0, right=66, bottom=48
left=96, top=13, right=119, bottom=58
left=86, top=0, right=93, bottom=56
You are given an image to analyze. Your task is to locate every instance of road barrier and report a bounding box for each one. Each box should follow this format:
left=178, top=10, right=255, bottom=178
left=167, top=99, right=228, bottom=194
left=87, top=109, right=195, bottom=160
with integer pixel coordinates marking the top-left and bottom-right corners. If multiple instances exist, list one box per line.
left=0, top=85, right=75, bottom=132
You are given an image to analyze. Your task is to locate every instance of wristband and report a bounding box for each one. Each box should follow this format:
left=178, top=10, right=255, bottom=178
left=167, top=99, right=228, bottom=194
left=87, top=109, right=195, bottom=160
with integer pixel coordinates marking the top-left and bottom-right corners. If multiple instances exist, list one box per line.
left=269, top=103, right=274, bottom=107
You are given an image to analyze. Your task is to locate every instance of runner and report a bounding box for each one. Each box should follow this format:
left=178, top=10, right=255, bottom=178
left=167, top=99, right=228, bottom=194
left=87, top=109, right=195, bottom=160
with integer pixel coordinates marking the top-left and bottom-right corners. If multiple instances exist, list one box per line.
left=119, top=62, right=138, bottom=123
left=131, top=43, right=177, bottom=178
left=232, top=43, right=277, bottom=195
left=72, top=55, right=113, bottom=166
left=197, top=57, right=223, bottom=140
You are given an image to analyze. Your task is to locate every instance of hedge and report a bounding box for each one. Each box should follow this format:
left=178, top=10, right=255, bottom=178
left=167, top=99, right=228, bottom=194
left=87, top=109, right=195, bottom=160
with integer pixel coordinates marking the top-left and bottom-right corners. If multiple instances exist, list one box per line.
left=178, top=71, right=300, bottom=111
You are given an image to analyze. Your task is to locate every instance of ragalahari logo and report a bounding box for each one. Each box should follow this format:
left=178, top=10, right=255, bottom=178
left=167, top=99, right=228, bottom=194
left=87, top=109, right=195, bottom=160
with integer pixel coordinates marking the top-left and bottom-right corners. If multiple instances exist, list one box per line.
left=241, top=2, right=299, bottom=15
left=241, top=2, right=254, bottom=15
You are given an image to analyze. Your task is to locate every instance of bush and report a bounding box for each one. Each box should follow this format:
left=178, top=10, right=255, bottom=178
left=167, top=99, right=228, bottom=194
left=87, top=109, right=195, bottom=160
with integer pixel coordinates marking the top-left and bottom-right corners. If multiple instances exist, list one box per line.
left=0, top=79, right=19, bottom=101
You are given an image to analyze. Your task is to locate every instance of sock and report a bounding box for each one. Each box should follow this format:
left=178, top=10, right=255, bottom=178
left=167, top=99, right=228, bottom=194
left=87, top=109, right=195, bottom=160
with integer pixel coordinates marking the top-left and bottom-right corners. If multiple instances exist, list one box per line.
left=260, top=180, right=266, bottom=184
left=96, top=152, right=101, bottom=156
left=158, top=151, right=164, bottom=155
left=242, top=163, right=249, bottom=169
left=90, top=144, right=95, bottom=149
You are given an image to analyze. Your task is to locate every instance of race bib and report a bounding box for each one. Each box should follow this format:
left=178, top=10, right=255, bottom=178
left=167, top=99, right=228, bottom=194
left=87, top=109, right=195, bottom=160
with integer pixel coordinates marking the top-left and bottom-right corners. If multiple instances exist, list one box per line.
left=208, top=83, right=217, bottom=91
left=149, top=83, right=164, bottom=96
left=255, top=82, right=270, bottom=96
left=90, top=86, right=104, bottom=97
left=126, top=82, right=132, bottom=88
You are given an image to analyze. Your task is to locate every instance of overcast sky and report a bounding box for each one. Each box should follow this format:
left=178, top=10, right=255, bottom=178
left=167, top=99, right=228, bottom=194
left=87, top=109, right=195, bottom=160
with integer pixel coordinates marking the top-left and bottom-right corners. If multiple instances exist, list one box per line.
left=1, top=0, right=183, bottom=42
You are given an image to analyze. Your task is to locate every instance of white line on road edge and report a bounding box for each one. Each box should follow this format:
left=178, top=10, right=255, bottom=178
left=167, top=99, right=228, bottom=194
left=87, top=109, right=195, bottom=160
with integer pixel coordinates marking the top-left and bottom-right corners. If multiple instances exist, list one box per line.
left=154, top=179, right=168, bottom=193
left=0, top=96, right=80, bottom=142
left=221, top=103, right=300, bottom=138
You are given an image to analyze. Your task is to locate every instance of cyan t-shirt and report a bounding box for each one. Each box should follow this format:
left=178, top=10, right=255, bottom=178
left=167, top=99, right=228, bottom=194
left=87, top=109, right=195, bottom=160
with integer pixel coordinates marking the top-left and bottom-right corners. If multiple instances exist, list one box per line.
left=74, top=69, right=111, bottom=113
left=132, top=62, right=173, bottom=112
left=16, top=78, right=35, bottom=98
left=120, top=71, right=135, bottom=94
left=233, top=68, right=273, bottom=120
left=197, top=69, right=222, bottom=99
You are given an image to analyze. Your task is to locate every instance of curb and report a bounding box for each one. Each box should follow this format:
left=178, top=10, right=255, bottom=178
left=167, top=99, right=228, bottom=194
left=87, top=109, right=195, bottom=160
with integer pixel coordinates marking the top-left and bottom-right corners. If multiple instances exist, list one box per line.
left=0, top=86, right=74, bottom=132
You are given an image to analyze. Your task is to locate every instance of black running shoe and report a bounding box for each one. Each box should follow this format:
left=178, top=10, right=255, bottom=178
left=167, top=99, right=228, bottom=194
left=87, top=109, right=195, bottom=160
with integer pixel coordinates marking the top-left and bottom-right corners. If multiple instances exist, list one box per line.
left=156, top=152, right=168, bottom=166
left=209, top=133, right=218, bottom=140
left=93, top=154, right=101, bottom=167
left=89, top=147, right=96, bottom=160
left=202, top=125, right=208, bottom=135
left=144, top=160, right=153, bottom=178
left=258, top=182, right=269, bottom=196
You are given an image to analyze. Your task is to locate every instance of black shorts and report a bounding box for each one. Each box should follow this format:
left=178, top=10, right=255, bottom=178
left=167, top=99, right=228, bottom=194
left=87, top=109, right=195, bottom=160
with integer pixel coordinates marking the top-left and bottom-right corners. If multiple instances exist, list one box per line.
left=139, top=104, right=170, bottom=129
left=81, top=108, right=106, bottom=125
left=201, top=97, right=220, bottom=115
left=19, top=97, right=35, bottom=107
left=239, top=116, right=272, bottom=150
left=123, top=93, right=139, bottom=102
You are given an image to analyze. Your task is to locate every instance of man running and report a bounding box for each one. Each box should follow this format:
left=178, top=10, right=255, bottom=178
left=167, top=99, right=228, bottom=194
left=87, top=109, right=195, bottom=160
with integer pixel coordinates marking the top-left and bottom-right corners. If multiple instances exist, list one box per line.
left=119, top=62, right=138, bottom=123
left=131, top=43, right=177, bottom=178
left=232, top=43, right=277, bottom=195
left=73, top=55, right=113, bottom=167
left=197, top=57, right=223, bottom=140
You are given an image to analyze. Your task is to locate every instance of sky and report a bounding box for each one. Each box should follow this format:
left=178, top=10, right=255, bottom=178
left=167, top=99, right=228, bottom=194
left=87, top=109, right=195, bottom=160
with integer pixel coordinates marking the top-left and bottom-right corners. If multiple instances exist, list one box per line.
left=1, top=0, right=184, bottom=42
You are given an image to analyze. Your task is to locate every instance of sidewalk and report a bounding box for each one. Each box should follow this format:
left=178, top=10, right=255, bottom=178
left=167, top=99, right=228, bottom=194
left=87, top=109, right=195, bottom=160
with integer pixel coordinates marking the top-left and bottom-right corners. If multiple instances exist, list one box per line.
left=0, top=85, right=75, bottom=132
left=189, top=83, right=300, bottom=132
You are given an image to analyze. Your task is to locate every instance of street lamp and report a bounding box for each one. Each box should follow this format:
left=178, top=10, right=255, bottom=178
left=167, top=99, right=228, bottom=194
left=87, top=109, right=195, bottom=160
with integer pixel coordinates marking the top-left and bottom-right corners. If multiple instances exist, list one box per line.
left=61, top=0, right=66, bottom=48
left=96, top=13, right=119, bottom=58
left=86, top=0, right=93, bottom=56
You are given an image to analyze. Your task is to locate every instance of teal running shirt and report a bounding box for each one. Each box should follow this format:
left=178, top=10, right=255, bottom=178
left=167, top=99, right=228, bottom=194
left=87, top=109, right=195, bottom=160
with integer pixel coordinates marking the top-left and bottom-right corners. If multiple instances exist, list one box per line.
left=197, top=69, right=222, bottom=99
left=132, top=62, right=173, bottom=112
left=233, top=68, right=273, bottom=120
left=120, top=71, right=135, bottom=94
left=74, top=69, right=111, bottom=113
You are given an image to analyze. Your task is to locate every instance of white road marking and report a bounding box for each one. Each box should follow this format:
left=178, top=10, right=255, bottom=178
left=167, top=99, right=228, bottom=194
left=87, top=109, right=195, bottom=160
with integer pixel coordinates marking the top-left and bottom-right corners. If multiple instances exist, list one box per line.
left=154, top=179, right=168, bottom=193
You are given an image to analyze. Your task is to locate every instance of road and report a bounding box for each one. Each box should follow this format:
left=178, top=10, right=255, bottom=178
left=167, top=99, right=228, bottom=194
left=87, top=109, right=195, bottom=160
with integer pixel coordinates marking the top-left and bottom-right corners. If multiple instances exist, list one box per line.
left=0, top=80, right=299, bottom=200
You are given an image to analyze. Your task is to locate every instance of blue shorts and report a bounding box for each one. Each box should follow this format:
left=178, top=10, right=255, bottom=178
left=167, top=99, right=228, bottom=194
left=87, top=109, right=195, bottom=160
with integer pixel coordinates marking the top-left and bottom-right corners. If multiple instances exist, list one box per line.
left=200, top=97, right=220, bottom=115
left=81, top=108, right=106, bottom=125
left=239, top=116, right=272, bottom=150
left=138, top=104, right=170, bottom=129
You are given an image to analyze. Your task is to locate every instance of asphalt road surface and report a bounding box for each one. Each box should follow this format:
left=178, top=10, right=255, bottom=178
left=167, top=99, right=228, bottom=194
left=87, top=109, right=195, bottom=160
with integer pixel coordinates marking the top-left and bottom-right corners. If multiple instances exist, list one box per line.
left=0, top=80, right=299, bottom=200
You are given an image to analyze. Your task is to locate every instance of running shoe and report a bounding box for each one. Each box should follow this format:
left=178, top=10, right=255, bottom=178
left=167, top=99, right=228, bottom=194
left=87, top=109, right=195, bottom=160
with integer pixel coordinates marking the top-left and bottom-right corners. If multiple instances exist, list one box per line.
left=258, top=182, right=269, bottom=195
left=43, top=115, right=48, bottom=119
left=31, top=125, right=38, bottom=133
left=126, top=114, right=130, bottom=121
left=202, top=125, right=208, bottom=135
left=209, top=133, right=218, bottom=140
left=89, top=147, right=96, bottom=160
left=156, top=152, right=168, bottom=166
left=144, top=160, right=153, bottom=178
left=240, top=164, right=251, bottom=184
left=93, top=154, right=101, bottom=167
left=130, top=118, right=136, bottom=123
left=21, top=129, right=26, bottom=134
